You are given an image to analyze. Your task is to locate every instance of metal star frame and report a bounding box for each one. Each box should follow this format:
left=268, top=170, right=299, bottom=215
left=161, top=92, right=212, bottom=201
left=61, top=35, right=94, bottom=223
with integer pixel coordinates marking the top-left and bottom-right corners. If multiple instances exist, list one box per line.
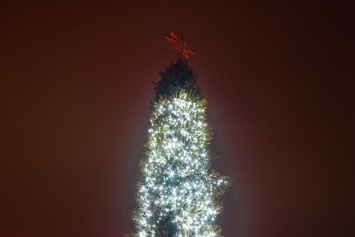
left=165, top=32, right=195, bottom=59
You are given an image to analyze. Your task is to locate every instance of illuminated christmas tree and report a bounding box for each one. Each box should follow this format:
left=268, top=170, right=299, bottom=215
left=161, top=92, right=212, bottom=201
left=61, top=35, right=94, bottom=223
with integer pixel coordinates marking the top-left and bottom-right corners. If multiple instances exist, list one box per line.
left=133, top=33, right=229, bottom=237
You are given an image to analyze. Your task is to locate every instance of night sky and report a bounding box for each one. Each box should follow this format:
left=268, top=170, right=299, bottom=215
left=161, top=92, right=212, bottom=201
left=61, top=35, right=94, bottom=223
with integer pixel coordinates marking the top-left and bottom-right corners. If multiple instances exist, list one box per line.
left=0, top=1, right=353, bottom=237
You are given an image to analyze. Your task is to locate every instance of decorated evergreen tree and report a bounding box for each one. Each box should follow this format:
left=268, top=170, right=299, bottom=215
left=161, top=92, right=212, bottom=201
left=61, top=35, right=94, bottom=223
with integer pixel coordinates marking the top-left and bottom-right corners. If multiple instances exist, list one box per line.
left=133, top=33, right=229, bottom=237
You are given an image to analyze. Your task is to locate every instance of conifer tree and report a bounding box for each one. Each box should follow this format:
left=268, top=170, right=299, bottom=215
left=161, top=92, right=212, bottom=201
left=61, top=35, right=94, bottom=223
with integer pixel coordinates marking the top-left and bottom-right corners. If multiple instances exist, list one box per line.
left=133, top=58, right=229, bottom=237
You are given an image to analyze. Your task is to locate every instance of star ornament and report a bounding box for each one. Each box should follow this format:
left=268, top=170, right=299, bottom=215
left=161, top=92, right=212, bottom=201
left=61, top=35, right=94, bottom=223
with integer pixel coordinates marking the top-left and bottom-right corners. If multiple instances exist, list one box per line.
left=165, top=32, right=196, bottom=59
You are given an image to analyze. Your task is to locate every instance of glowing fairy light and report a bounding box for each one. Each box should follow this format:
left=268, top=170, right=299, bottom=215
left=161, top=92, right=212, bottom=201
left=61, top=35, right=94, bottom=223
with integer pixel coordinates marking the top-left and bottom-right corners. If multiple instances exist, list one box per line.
left=133, top=90, right=229, bottom=236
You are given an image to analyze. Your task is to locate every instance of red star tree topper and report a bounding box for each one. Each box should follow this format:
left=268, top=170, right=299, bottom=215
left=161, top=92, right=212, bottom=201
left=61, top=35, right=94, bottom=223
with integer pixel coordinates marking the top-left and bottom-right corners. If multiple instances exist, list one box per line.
left=165, top=32, right=196, bottom=59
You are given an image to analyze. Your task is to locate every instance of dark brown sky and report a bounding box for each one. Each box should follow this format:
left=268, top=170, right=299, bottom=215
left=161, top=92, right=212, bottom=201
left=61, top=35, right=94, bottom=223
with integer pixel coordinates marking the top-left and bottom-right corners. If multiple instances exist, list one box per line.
left=0, top=0, right=353, bottom=236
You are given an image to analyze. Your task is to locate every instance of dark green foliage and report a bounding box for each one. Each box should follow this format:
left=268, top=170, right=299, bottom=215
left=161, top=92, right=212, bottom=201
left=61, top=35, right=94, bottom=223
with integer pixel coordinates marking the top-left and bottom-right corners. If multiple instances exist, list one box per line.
left=158, top=214, right=176, bottom=237
left=154, top=58, right=202, bottom=100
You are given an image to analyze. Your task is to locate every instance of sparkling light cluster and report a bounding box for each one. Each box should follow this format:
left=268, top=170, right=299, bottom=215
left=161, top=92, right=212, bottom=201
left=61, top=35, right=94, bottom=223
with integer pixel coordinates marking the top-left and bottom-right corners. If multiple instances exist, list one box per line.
left=134, top=92, right=229, bottom=237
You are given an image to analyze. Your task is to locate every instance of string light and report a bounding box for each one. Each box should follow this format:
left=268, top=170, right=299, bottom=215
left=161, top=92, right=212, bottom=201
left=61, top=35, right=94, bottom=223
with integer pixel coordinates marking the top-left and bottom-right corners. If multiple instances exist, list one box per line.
left=134, top=91, right=229, bottom=236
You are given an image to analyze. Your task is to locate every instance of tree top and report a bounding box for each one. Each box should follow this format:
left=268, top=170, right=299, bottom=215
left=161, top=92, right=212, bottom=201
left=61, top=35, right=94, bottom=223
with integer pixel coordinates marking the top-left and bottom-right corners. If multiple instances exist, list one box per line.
left=154, top=58, right=202, bottom=101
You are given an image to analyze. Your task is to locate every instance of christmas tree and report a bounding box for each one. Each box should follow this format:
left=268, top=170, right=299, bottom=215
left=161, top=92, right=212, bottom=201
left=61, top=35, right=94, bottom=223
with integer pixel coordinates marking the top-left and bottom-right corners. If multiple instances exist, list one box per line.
left=132, top=33, right=229, bottom=237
